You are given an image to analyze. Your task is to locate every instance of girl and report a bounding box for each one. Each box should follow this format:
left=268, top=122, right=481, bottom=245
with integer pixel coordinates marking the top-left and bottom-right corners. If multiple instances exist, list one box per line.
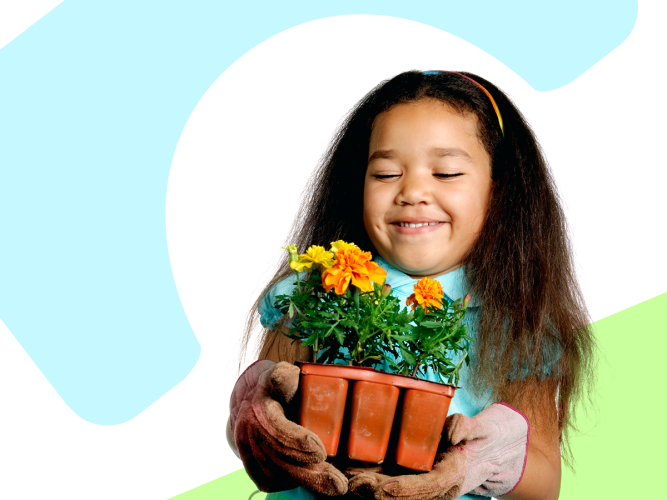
left=227, top=71, right=595, bottom=500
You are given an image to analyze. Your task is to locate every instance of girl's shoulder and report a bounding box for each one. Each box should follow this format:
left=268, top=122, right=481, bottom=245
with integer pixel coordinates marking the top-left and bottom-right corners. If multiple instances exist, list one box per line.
left=258, top=275, right=299, bottom=329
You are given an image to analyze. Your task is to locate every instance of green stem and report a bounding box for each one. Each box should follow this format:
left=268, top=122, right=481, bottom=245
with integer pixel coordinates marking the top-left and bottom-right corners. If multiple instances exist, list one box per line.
left=354, top=287, right=360, bottom=322
left=448, top=350, right=468, bottom=384
left=358, top=355, right=383, bottom=365
left=355, top=341, right=363, bottom=365
left=313, top=339, right=318, bottom=363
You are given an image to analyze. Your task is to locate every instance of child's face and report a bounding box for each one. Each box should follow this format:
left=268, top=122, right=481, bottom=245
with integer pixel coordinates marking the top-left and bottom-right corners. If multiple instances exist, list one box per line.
left=363, top=99, right=493, bottom=278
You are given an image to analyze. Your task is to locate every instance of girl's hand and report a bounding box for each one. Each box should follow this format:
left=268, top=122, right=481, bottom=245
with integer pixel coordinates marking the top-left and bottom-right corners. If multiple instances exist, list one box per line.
left=229, top=360, right=348, bottom=496
left=346, top=403, right=529, bottom=499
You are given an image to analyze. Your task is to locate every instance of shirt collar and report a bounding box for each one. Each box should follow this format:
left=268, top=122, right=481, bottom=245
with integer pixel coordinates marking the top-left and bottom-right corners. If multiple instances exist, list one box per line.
left=375, top=256, right=478, bottom=307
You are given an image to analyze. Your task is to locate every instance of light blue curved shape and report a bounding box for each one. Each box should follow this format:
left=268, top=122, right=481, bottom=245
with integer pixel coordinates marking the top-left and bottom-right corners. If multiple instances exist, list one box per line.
left=0, top=0, right=637, bottom=424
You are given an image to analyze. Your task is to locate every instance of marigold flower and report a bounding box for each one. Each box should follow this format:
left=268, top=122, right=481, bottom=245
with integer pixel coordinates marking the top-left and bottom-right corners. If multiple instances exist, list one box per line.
left=321, top=248, right=387, bottom=295
left=330, top=240, right=360, bottom=253
left=406, top=277, right=444, bottom=311
left=290, top=245, right=335, bottom=272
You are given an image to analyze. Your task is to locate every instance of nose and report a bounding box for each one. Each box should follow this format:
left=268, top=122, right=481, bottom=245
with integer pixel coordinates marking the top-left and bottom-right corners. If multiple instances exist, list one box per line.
left=395, top=170, right=432, bottom=206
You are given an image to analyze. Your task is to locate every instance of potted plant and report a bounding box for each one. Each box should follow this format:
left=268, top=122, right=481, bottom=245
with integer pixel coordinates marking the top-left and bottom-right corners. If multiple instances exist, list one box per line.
left=274, top=241, right=472, bottom=471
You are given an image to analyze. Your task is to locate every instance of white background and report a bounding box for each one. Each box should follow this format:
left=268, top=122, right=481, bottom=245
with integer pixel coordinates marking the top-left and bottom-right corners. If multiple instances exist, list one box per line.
left=1, top=2, right=666, bottom=498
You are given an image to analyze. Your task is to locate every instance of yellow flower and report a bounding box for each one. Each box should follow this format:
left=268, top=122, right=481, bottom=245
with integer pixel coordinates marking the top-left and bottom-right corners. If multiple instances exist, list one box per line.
left=290, top=245, right=335, bottom=272
left=321, top=248, right=387, bottom=295
left=406, top=277, right=444, bottom=311
left=330, top=240, right=360, bottom=253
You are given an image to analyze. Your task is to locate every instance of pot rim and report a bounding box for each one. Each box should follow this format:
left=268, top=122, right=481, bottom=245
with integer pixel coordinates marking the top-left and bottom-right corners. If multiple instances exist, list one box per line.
left=297, top=362, right=457, bottom=397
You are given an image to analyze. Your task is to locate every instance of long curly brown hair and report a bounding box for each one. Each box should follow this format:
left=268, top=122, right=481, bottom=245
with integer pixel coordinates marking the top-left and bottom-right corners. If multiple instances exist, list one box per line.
left=241, top=70, right=596, bottom=466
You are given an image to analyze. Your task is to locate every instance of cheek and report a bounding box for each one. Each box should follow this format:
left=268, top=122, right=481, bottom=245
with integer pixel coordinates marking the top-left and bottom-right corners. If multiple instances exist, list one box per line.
left=362, top=185, right=371, bottom=222
left=362, top=184, right=376, bottom=234
left=473, top=181, right=493, bottom=227
left=362, top=184, right=382, bottom=221
left=471, top=195, right=489, bottom=225
left=362, top=206, right=372, bottom=233
left=446, top=190, right=488, bottom=234
left=463, top=191, right=491, bottom=240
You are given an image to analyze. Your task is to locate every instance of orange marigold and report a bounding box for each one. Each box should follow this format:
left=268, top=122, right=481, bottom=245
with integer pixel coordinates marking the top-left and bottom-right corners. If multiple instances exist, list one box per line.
left=321, top=248, right=387, bottom=295
left=406, top=277, right=444, bottom=311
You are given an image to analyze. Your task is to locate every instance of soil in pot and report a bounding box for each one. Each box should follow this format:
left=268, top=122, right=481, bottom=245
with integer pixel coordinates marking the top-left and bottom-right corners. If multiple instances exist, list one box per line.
left=298, top=373, right=348, bottom=457
left=394, top=389, right=452, bottom=471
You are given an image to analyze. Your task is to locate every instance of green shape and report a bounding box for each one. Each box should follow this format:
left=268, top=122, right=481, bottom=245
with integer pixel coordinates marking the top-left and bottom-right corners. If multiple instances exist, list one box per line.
left=169, top=468, right=266, bottom=500
left=562, top=292, right=667, bottom=497
left=174, top=292, right=666, bottom=499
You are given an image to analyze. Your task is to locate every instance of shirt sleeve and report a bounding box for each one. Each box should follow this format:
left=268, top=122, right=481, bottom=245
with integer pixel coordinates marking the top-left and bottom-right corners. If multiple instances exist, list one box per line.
left=509, top=324, right=564, bottom=380
left=257, top=276, right=298, bottom=329
left=467, top=308, right=562, bottom=381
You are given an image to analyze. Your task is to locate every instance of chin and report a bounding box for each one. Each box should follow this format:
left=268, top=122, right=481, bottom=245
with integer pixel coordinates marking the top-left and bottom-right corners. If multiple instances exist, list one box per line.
left=395, top=260, right=438, bottom=277
left=400, top=259, right=462, bottom=279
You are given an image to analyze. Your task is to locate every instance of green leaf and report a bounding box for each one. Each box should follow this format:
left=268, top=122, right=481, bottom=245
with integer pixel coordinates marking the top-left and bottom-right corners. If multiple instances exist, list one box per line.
left=389, top=333, right=417, bottom=342
left=312, top=321, right=334, bottom=329
left=418, top=321, right=442, bottom=329
left=399, top=346, right=417, bottom=365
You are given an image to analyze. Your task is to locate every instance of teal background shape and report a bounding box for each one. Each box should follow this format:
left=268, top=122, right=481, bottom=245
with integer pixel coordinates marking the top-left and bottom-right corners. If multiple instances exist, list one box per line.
left=0, top=0, right=638, bottom=425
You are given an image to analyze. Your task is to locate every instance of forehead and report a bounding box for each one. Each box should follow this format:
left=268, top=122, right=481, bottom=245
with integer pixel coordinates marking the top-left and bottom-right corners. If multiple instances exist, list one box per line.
left=368, top=99, right=487, bottom=163
left=369, top=99, right=482, bottom=150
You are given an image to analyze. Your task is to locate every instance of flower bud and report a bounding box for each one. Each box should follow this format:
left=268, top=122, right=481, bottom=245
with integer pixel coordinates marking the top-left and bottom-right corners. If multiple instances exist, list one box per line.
left=381, top=283, right=392, bottom=298
left=283, top=244, right=299, bottom=263
left=464, top=294, right=471, bottom=307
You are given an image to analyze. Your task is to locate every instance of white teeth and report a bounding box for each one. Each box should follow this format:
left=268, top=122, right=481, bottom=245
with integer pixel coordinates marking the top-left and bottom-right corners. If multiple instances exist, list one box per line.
left=398, top=222, right=438, bottom=227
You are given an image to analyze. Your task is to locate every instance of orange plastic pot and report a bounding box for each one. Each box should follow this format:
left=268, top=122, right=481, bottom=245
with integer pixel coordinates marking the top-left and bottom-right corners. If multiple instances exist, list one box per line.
left=347, top=380, right=400, bottom=463
left=395, top=389, right=453, bottom=470
left=298, top=363, right=456, bottom=470
left=298, top=373, right=348, bottom=457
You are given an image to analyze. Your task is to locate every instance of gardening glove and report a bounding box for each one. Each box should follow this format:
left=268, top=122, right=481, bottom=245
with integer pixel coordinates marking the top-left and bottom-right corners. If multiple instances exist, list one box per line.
left=229, top=359, right=349, bottom=496
left=346, top=402, right=528, bottom=499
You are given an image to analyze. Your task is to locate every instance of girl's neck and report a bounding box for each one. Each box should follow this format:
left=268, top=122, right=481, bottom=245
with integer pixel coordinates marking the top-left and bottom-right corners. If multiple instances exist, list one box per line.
left=406, top=263, right=463, bottom=280
left=375, top=256, right=464, bottom=280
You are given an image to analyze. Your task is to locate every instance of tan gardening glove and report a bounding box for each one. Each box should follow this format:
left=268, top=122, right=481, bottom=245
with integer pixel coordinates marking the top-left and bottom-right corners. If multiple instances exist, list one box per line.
left=346, top=403, right=529, bottom=499
left=229, top=360, right=348, bottom=496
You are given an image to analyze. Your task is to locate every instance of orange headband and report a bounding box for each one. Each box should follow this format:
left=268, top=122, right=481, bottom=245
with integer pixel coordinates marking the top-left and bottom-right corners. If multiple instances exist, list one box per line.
left=423, top=70, right=504, bottom=136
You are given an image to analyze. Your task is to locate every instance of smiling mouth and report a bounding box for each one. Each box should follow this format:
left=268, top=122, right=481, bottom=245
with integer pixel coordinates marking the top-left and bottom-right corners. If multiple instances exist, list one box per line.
left=395, top=222, right=440, bottom=228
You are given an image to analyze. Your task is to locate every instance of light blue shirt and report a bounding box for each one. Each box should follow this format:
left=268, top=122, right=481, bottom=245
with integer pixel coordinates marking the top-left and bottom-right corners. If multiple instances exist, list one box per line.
left=261, top=258, right=490, bottom=500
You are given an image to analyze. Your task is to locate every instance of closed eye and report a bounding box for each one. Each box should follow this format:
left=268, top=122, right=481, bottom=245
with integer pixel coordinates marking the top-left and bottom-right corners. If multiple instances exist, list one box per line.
left=373, top=174, right=401, bottom=179
left=434, top=173, right=463, bottom=179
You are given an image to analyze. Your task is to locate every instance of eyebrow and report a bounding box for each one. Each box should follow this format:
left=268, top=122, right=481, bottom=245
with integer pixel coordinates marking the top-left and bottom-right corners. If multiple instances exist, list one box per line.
left=429, top=147, right=473, bottom=161
left=367, top=147, right=473, bottom=164
left=367, top=150, right=396, bottom=164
